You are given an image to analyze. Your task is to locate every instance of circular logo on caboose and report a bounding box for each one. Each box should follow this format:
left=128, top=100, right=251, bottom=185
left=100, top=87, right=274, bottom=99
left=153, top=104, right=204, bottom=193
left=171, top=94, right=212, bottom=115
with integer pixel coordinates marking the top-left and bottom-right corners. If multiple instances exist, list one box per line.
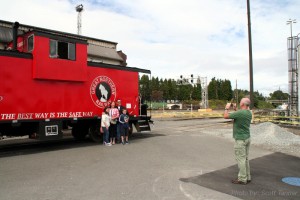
left=90, top=76, right=116, bottom=108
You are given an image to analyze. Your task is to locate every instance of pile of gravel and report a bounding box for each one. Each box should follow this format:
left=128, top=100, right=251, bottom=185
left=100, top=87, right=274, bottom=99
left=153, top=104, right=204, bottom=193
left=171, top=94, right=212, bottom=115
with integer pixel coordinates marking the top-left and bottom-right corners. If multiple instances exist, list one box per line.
left=251, top=122, right=300, bottom=154
left=201, top=122, right=300, bottom=155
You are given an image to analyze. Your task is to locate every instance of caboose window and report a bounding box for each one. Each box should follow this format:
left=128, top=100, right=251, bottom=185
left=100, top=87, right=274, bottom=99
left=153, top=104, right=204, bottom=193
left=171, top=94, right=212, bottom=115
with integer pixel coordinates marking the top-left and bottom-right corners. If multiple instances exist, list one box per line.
left=27, top=35, right=34, bottom=52
left=49, top=39, right=57, bottom=58
left=57, top=42, right=68, bottom=59
left=49, top=39, right=76, bottom=60
left=68, top=43, right=75, bottom=60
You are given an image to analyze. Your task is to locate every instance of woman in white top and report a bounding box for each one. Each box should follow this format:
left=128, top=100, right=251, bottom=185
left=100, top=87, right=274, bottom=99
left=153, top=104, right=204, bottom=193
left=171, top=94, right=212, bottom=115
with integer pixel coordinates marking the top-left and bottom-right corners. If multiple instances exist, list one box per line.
left=101, top=107, right=111, bottom=146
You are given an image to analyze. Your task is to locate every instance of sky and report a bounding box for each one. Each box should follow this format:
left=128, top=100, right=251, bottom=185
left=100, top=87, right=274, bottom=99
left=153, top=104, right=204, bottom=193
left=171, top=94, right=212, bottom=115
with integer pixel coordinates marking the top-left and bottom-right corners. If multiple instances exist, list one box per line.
left=1, top=0, right=300, bottom=96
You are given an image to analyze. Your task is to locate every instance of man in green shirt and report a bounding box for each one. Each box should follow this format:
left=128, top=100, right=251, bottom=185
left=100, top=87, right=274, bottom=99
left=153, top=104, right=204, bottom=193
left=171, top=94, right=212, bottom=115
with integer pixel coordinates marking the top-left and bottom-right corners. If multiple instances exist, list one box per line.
left=224, top=98, right=252, bottom=185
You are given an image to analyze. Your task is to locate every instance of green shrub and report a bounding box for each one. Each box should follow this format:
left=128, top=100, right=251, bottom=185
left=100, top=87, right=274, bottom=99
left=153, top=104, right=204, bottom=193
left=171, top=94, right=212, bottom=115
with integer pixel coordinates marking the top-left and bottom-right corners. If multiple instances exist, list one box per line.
left=256, top=101, right=275, bottom=109
left=208, top=100, right=227, bottom=109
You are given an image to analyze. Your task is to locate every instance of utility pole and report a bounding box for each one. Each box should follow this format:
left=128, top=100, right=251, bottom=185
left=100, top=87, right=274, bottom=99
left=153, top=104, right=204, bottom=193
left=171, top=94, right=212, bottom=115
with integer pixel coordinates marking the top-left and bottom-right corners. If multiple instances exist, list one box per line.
left=247, top=0, right=254, bottom=109
left=236, top=79, right=238, bottom=105
left=76, top=4, right=84, bottom=35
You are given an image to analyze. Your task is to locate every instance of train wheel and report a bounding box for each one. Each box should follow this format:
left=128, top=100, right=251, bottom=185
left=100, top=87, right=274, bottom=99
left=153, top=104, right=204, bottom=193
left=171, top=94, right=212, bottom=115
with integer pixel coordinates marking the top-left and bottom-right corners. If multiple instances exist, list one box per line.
left=89, top=124, right=103, bottom=143
left=72, top=125, right=88, bottom=140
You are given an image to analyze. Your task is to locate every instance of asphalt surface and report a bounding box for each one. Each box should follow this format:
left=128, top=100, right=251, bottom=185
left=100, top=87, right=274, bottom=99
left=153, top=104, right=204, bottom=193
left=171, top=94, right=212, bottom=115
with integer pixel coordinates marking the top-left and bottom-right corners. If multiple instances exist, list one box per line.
left=0, top=118, right=299, bottom=200
left=181, top=152, right=300, bottom=200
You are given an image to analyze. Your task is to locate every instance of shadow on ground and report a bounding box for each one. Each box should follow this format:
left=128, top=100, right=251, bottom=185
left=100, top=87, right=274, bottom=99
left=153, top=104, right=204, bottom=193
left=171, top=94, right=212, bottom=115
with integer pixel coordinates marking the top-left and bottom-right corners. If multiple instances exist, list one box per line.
left=180, top=152, right=300, bottom=200
left=130, top=132, right=165, bottom=140
left=0, top=133, right=165, bottom=158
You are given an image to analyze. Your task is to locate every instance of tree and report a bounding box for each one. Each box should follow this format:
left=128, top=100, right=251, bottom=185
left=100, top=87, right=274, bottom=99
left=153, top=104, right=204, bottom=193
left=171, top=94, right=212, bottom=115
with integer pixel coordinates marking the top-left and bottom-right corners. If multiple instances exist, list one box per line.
left=139, top=75, right=277, bottom=109
left=233, top=89, right=249, bottom=103
left=161, top=78, right=169, bottom=100
left=208, top=77, right=232, bottom=100
left=150, top=77, right=160, bottom=91
left=269, top=90, right=289, bottom=100
left=177, top=84, right=193, bottom=101
left=233, top=89, right=265, bottom=108
left=139, top=75, right=151, bottom=102
left=219, top=79, right=232, bottom=100
left=167, top=79, right=178, bottom=100
left=192, top=84, right=201, bottom=100
left=208, top=77, right=218, bottom=100
left=151, top=90, right=163, bottom=101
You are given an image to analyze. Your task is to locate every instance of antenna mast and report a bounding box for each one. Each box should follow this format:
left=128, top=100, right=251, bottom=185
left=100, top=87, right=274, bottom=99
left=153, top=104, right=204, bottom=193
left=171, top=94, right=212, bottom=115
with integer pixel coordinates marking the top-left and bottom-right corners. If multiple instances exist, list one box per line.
left=76, top=4, right=83, bottom=35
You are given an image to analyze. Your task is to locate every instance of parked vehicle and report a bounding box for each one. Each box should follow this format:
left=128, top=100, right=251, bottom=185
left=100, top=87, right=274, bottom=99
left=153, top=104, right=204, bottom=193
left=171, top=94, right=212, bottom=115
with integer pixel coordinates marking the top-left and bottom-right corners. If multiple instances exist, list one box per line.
left=0, top=20, right=151, bottom=142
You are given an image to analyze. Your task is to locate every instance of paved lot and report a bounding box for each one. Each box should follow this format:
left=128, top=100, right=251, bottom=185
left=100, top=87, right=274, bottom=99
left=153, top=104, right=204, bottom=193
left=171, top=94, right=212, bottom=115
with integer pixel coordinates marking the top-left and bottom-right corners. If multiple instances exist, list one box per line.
left=0, top=118, right=299, bottom=200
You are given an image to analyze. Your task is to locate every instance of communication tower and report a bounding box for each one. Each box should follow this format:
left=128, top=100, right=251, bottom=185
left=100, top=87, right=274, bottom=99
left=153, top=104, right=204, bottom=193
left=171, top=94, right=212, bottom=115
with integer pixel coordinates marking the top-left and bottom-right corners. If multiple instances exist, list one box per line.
left=287, top=19, right=298, bottom=116
left=200, top=77, right=208, bottom=109
left=178, top=75, right=208, bottom=109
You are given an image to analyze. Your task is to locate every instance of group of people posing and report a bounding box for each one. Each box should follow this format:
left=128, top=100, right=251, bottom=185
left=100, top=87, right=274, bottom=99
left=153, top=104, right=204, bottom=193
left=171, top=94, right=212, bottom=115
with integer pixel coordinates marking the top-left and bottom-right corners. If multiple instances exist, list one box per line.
left=101, top=99, right=130, bottom=146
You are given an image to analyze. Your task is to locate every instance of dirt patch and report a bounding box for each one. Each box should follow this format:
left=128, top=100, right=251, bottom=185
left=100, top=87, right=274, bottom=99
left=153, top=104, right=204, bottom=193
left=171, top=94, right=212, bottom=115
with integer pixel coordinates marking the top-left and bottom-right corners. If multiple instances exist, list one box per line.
left=285, top=127, right=300, bottom=136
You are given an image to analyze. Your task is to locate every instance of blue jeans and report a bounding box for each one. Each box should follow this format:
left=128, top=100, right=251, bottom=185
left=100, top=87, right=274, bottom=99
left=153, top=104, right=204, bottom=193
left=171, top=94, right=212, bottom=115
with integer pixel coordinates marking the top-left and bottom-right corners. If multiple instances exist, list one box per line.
left=102, top=127, right=109, bottom=143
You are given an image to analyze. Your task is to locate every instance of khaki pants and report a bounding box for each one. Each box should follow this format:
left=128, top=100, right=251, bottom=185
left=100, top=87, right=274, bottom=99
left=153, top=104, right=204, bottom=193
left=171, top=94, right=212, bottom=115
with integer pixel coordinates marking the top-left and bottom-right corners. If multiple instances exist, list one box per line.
left=234, top=138, right=251, bottom=182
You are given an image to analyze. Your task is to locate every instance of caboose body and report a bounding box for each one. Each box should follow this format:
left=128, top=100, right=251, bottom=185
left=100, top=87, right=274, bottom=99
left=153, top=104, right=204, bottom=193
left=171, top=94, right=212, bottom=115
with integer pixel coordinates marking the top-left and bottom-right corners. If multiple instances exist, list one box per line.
left=0, top=20, right=151, bottom=142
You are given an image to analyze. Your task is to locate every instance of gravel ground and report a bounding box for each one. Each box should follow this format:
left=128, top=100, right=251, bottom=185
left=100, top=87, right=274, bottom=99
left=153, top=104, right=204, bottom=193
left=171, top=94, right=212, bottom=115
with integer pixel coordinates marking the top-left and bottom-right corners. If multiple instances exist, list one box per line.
left=201, top=122, right=300, bottom=157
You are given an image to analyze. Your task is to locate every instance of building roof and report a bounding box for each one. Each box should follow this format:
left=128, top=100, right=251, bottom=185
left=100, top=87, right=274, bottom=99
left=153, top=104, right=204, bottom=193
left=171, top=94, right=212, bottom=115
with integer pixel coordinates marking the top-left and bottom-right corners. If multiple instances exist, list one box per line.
left=0, top=19, right=124, bottom=62
left=88, top=44, right=123, bottom=61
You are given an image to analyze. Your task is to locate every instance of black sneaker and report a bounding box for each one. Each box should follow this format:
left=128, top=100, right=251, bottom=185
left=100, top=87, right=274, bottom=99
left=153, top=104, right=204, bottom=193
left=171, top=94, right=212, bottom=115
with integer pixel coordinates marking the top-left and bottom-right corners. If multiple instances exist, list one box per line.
left=125, top=141, right=129, bottom=144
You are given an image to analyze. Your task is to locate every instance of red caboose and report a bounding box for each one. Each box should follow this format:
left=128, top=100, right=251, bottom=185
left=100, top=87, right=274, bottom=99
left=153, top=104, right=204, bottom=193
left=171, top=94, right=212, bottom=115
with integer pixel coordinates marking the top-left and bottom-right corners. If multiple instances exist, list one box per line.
left=0, top=20, right=151, bottom=142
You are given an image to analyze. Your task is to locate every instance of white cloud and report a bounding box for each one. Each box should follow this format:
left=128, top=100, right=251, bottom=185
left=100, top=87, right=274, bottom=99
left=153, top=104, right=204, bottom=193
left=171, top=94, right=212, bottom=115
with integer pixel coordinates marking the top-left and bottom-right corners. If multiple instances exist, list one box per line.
left=1, top=0, right=300, bottom=96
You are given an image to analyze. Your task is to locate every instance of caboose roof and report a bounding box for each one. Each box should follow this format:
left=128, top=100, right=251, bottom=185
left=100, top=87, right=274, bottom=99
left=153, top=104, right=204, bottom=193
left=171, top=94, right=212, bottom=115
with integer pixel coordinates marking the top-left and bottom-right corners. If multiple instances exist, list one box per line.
left=0, top=19, right=118, bottom=46
left=0, top=19, right=151, bottom=74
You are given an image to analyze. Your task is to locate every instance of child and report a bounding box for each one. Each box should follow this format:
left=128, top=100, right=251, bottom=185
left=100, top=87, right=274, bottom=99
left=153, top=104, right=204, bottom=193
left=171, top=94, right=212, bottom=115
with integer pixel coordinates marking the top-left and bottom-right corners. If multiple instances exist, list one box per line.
left=119, top=109, right=130, bottom=145
left=101, top=107, right=111, bottom=146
